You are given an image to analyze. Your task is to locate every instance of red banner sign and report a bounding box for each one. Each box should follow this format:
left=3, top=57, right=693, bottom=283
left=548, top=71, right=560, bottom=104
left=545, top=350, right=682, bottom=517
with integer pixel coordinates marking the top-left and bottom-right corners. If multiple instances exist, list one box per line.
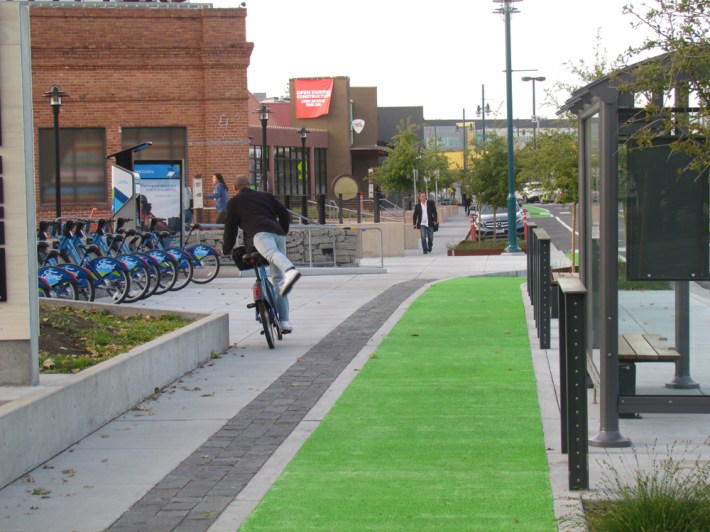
left=294, top=78, right=334, bottom=119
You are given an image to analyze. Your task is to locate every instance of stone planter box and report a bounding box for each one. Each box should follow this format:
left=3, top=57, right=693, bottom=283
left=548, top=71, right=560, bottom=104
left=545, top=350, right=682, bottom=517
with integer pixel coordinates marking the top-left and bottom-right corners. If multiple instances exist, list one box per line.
left=0, top=299, right=229, bottom=489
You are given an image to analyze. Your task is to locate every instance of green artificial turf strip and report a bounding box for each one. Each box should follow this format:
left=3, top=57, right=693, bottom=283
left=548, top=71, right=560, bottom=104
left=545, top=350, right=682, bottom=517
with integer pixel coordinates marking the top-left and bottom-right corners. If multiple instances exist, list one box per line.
left=241, top=277, right=556, bottom=531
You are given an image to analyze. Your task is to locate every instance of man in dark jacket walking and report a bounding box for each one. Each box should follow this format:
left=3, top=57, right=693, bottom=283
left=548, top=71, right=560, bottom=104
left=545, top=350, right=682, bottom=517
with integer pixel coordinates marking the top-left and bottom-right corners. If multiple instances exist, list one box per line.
left=413, top=192, right=438, bottom=254
left=222, top=175, right=300, bottom=332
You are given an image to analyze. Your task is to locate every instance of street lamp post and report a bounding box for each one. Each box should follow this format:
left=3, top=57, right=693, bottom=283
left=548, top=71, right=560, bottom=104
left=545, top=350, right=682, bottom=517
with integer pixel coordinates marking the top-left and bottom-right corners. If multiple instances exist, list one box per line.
left=44, top=85, right=68, bottom=219
left=522, top=75, right=545, bottom=148
left=256, top=105, right=271, bottom=191
left=457, top=109, right=473, bottom=177
left=494, top=0, right=522, bottom=253
left=476, top=84, right=491, bottom=146
left=299, top=127, right=309, bottom=224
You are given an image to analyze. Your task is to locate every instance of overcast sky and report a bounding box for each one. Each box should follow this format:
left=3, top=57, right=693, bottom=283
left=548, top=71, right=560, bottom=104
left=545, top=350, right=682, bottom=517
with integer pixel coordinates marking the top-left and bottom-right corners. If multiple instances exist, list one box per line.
left=199, top=0, right=653, bottom=121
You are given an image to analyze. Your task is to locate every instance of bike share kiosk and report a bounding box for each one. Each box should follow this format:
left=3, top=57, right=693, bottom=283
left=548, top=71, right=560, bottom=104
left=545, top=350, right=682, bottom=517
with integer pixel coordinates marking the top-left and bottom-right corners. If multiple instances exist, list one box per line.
left=106, top=142, right=152, bottom=232
left=560, top=52, right=710, bottom=451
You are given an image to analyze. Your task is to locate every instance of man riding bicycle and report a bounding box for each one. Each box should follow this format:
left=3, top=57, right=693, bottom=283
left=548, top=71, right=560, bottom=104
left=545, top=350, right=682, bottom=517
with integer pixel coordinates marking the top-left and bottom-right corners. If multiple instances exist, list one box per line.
left=222, top=175, right=301, bottom=332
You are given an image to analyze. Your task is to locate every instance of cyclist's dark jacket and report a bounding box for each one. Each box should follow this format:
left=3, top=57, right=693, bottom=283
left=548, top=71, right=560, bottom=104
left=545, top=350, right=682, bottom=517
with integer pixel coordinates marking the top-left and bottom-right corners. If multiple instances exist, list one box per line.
left=222, top=187, right=290, bottom=254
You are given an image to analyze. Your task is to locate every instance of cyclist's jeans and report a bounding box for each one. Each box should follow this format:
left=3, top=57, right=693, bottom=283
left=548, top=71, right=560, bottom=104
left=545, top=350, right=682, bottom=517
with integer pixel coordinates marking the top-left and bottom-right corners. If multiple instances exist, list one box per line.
left=253, top=232, right=294, bottom=321
left=420, top=225, right=434, bottom=252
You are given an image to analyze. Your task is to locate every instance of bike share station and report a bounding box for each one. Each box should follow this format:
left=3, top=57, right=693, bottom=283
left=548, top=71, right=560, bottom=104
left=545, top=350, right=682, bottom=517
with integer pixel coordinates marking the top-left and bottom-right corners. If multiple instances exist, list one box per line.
left=554, top=53, right=710, bottom=490
left=108, top=144, right=187, bottom=245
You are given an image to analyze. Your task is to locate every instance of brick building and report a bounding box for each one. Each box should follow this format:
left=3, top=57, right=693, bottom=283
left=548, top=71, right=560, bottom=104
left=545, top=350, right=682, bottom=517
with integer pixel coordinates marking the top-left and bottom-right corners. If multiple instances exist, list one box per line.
left=30, top=3, right=252, bottom=224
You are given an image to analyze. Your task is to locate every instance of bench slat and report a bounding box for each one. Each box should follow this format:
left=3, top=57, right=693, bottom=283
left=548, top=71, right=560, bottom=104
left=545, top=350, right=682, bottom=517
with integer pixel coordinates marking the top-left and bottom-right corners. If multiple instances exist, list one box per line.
left=643, top=333, right=681, bottom=360
left=618, top=333, right=680, bottom=362
left=619, top=335, right=635, bottom=359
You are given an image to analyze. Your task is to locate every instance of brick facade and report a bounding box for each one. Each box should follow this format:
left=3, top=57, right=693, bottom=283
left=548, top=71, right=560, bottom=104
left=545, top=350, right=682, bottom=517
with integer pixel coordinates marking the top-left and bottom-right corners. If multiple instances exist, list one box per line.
left=29, top=5, right=252, bottom=223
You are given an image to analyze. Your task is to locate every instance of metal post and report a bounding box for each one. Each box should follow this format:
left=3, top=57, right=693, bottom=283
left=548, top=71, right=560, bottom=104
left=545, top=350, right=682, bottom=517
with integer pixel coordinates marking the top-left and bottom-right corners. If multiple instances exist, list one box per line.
left=589, top=99, right=630, bottom=448
left=300, top=128, right=309, bottom=225
left=667, top=281, right=699, bottom=388
left=261, top=119, right=268, bottom=192
left=317, top=194, right=326, bottom=224
left=44, top=86, right=68, bottom=219
left=482, top=85, right=486, bottom=143
left=52, top=104, right=61, bottom=219
left=558, top=276, right=589, bottom=490
left=498, top=1, right=521, bottom=253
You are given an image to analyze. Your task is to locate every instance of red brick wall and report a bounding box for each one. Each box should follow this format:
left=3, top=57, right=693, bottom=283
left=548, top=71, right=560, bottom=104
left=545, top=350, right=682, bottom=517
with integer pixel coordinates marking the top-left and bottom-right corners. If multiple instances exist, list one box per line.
left=29, top=6, right=252, bottom=224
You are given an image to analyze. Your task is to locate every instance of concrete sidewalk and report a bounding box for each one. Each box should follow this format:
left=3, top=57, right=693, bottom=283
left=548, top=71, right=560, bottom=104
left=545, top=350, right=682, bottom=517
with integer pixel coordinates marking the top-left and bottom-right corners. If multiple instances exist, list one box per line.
left=0, top=207, right=707, bottom=531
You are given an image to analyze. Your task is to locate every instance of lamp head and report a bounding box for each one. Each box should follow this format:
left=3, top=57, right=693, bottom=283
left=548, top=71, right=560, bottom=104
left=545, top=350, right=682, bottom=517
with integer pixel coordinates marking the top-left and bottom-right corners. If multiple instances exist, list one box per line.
left=299, top=127, right=309, bottom=140
left=44, top=85, right=69, bottom=107
left=256, top=105, right=272, bottom=122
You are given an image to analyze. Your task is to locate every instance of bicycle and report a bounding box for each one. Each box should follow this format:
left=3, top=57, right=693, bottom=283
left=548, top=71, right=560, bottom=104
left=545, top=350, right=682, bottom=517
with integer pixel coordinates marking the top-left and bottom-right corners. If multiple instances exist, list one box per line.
left=52, top=220, right=131, bottom=304
left=181, top=223, right=221, bottom=284
left=232, top=247, right=285, bottom=349
left=111, top=218, right=178, bottom=296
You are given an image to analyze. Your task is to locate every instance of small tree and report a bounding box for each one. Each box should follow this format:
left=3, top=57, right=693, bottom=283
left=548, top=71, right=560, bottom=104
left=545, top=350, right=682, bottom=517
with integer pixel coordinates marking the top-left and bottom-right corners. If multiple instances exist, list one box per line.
left=370, top=121, right=455, bottom=205
left=470, top=135, right=512, bottom=241
left=518, top=130, right=579, bottom=268
left=369, top=120, right=421, bottom=201
left=620, top=0, right=709, bottom=175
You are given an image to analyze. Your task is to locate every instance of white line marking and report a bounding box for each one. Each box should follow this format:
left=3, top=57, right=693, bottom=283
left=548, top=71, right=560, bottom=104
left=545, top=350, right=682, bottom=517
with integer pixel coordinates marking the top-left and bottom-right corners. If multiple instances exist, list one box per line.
left=554, top=216, right=578, bottom=235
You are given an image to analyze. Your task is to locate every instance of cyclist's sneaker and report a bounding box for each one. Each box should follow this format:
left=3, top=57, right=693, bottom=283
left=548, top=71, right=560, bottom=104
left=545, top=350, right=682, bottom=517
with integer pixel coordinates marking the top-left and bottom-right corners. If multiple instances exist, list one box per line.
left=280, top=268, right=301, bottom=297
left=281, top=320, right=293, bottom=333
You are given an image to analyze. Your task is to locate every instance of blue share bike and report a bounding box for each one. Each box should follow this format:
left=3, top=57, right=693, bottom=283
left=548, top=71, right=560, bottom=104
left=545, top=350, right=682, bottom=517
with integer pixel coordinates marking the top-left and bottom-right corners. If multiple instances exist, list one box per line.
left=233, top=247, right=285, bottom=349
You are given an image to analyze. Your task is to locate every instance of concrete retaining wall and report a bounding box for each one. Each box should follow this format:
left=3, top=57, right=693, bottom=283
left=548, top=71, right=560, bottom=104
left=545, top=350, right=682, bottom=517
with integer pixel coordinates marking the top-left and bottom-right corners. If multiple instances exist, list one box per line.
left=0, top=299, right=229, bottom=489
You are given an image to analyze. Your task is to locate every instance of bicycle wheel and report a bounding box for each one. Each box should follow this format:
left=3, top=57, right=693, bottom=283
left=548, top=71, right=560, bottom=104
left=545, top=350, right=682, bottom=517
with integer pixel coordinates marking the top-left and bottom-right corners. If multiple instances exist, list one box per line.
left=145, top=250, right=177, bottom=295
left=257, top=300, right=275, bottom=349
left=123, top=262, right=151, bottom=303
left=75, top=278, right=96, bottom=302
left=188, top=246, right=221, bottom=284
left=190, top=254, right=220, bottom=284
left=133, top=252, right=160, bottom=299
left=99, top=269, right=131, bottom=304
left=51, top=280, right=79, bottom=300
left=58, top=264, right=95, bottom=302
left=264, top=279, right=283, bottom=340
left=168, top=249, right=193, bottom=291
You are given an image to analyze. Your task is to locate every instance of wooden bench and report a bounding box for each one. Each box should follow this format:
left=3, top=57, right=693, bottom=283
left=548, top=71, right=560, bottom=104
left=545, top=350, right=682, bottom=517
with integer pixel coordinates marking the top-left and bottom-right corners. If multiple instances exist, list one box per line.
left=618, top=333, right=680, bottom=397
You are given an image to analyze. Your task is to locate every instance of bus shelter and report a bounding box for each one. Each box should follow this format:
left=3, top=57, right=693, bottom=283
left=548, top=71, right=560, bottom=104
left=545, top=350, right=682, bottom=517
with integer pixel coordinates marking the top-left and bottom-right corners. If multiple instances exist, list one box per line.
left=559, top=53, right=710, bottom=447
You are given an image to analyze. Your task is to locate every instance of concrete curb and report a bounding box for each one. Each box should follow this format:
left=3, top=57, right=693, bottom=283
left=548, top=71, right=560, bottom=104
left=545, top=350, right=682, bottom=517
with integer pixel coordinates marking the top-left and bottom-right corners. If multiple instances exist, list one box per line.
left=0, top=299, right=229, bottom=489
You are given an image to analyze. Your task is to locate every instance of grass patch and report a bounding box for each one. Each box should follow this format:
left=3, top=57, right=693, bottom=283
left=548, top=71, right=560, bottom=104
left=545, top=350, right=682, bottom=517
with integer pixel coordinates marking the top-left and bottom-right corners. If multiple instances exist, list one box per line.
left=39, top=306, right=191, bottom=373
left=583, top=443, right=710, bottom=531
left=453, top=238, right=528, bottom=251
left=241, top=278, right=556, bottom=531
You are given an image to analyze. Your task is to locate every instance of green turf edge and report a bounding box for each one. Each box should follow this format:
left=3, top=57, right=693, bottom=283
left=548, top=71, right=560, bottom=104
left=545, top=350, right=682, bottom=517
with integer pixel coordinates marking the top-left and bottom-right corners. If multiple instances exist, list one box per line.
left=241, top=277, right=557, bottom=531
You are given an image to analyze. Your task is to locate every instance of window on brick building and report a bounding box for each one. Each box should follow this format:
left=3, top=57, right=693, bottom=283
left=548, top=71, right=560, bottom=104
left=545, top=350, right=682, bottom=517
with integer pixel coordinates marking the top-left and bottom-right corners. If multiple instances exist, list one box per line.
left=314, top=148, right=327, bottom=195
left=274, top=146, right=307, bottom=197
left=249, top=145, right=263, bottom=189
left=122, top=127, right=187, bottom=164
left=38, top=127, right=106, bottom=205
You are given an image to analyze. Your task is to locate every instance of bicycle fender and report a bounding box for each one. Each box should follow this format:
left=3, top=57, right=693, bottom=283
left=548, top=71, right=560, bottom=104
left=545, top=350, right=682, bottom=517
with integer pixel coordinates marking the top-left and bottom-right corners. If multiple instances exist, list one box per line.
left=116, top=254, right=146, bottom=272
left=38, top=267, right=77, bottom=286
left=90, top=256, right=129, bottom=277
left=188, top=244, right=218, bottom=260
left=58, top=263, right=98, bottom=283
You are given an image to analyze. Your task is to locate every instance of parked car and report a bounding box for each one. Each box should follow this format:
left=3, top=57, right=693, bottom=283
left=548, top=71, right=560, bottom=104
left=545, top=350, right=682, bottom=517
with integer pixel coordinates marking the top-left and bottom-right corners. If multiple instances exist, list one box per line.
left=471, top=203, right=525, bottom=239
left=522, top=182, right=544, bottom=203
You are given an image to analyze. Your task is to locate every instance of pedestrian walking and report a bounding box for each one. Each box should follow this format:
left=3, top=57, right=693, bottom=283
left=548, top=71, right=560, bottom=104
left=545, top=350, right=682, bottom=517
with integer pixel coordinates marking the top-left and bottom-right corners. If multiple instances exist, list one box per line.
left=413, top=192, right=438, bottom=254
left=203, top=173, right=229, bottom=224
